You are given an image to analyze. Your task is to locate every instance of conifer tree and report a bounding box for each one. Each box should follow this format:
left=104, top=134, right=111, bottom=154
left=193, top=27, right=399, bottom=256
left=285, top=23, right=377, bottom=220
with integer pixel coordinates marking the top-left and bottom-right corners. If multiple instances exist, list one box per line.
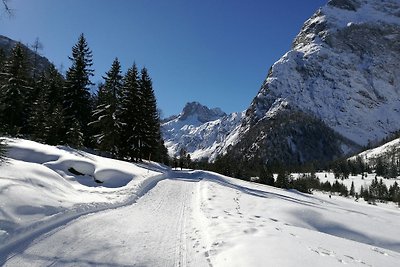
left=30, top=64, right=65, bottom=144
left=90, top=58, right=122, bottom=156
left=0, top=138, right=6, bottom=163
left=138, top=67, right=163, bottom=161
left=276, top=170, right=289, bottom=189
left=259, top=168, right=275, bottom=186
left=118, top=64, right=141, bottom=160
left=0, top=43, right=31, bottom=135
left=350, top=181, right=355, bottom=197
left=64, top=33, right=94, bottom=146
left=30, top=72, right=49, bottom=141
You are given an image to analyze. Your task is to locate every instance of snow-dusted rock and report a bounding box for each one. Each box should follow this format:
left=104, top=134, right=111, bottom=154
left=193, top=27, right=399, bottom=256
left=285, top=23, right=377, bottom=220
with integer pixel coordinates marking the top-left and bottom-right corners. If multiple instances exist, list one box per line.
left=244, top=0, right=400, bottom=146
left=161, top=102, right=244, bottom=161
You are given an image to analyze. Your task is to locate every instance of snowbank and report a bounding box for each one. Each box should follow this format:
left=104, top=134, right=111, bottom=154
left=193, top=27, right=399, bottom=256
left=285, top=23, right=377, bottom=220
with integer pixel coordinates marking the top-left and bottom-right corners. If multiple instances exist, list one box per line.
left=0, top=138, right=167, bottom=252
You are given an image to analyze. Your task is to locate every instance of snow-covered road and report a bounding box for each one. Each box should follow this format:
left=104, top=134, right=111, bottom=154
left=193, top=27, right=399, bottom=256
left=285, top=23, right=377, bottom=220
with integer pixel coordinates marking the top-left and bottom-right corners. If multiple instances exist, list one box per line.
left=3, top=173, right=210, bottom=267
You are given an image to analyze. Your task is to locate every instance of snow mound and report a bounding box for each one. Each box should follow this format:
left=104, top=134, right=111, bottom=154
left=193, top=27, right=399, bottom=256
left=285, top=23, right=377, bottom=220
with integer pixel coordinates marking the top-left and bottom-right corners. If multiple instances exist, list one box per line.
left=0, top=138, right=165, bottom=249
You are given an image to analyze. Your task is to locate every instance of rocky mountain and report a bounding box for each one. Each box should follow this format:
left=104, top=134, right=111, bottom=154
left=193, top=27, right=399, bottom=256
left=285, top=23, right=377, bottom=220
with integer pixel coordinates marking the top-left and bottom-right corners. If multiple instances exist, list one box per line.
left=161, top=102, right=244, bottom=161
left=220, top=0, right=400, bottom=167
left=0, top=35, right=53, bottom=75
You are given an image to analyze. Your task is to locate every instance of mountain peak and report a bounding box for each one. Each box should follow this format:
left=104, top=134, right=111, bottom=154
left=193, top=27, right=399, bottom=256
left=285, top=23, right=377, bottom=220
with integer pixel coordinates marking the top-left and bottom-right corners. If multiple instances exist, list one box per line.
left=180, top=102, right=226, bottom=123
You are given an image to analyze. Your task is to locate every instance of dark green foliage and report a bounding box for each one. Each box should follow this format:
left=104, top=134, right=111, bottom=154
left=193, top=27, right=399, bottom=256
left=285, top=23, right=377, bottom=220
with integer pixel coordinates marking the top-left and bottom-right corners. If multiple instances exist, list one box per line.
left=276, top=170, right=290, bottom=189
left=0, top=34, right=170, bottom=165
left=30, top=64, right=66, bottom=144
left=331, top=180, right=348, bottom=196
left=0, top=138, right=7, bottom=163
left=332, top=159, right=350, bottom=179
left=214, top=109, right=354, bottom=178
left=64, top=33, right=94, bottom=146
left=0, top=43, right=32, bottom=135
left=389, top=182, right=400, bottom=203
left=258, top=168, right=274, bottom=186
left=118, top=64, right=141, bottom=161
left=90, top=58, right=122, bottom=156
left=349, top=181, right=355, bottom=196
left=138, top=67, right=162, bottom=161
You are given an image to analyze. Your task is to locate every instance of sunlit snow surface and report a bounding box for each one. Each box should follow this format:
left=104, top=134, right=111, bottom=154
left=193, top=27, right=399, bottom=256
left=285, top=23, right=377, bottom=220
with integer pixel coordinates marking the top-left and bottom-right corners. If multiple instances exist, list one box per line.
left=0, top=138, right=400, bottom=266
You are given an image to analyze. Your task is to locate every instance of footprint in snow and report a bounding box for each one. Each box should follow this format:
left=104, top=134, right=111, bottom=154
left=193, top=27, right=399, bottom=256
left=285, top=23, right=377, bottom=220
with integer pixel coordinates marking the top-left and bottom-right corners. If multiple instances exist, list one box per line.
left=372, top=247, right=388, bottom=256
left=243, top=228, right=258, bottom=234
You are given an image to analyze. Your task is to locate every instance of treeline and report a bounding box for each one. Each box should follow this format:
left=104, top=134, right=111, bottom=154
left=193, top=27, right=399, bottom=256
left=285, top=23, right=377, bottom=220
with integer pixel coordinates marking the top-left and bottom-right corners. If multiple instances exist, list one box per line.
left=332, top=151, right=400, bottom=180
left=360, top=177, right=400, bottom=205
left=194, top=157, right=400, bottom=206
left=0, top=34, right=168, bottom=163
left=256, top=170, right=349, bottom=196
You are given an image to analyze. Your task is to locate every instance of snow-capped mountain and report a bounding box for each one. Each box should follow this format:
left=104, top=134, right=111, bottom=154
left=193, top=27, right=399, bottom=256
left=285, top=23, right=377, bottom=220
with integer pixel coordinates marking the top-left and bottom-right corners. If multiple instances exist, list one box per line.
left=223, top=0, right=400, bottom=165
left=161, top=102, right=244, bottom=161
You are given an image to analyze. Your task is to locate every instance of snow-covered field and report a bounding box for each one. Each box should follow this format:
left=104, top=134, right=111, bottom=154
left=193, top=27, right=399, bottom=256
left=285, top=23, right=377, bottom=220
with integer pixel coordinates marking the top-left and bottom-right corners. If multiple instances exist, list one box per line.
left=1, top=138, right=400, bottom=266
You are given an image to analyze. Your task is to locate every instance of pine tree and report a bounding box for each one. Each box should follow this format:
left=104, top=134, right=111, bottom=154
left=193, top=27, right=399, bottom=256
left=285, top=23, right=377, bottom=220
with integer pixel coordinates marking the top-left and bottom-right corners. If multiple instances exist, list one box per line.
left=90, top=58, right=122, bottom=156
left=118, top=64, right=141, bottom=161
left=0, top=43, right=32, bottom=135
left=28, top=64, right=65, bottom=144
left=179, top=148, right=187, bottom=170
left=30, top=72, right=49, bottom=141
left=388, top=181, right=399, bottom=203
left=64, top=33, right=94, bottom=146
left=259, top=168, right=275, bottom=186
left=138, top=67, right=163, bottom=161
left=66, top=117, right=84, bottom=148
left=276, top=170, right=289, bottom=189
left=350, top=181, right=355, bottom=197
left=0, top=138, right=6, bottom=163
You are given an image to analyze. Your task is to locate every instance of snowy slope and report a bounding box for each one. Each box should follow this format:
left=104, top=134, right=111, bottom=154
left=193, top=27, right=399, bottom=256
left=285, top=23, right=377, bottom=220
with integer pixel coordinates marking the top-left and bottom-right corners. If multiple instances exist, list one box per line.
left=161, top=102, right=244, bottom=161
left=352, top=137, right=400, bottom=163
left=1, top=139, right=400, bottom=266
left=0, top=138, right=166, bottom=251
left=245, top=0, right=400, bottom=145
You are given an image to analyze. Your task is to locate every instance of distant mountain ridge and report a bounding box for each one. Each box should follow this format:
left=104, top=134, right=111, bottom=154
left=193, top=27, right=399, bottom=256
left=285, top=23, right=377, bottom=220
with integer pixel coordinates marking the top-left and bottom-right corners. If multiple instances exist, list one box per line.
left=0, top=35, right=53, bottom=74
left=161, top=102, right=243, bottom=161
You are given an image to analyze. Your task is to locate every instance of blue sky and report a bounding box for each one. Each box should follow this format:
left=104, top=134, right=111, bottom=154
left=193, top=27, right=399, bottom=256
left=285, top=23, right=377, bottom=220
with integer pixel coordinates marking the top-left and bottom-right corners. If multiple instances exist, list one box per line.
left=2, top=0, right=327, bottom=117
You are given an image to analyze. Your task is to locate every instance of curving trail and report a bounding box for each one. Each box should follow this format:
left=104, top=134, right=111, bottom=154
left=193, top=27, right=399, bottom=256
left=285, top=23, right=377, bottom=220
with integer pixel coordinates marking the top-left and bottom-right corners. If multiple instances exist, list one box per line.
left=3, top=173, right=209, bottom=267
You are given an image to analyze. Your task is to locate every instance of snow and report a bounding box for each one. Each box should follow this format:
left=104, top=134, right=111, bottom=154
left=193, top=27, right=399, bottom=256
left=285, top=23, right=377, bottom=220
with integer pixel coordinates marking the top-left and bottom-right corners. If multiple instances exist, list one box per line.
left=0, top=138, right=164, bottom=251
left=242, top=0, right=400, bottom=148
left=323, top=0, right=400, bottom=29
left=161, top=102, right=244, bottom=162
left=1, top=139, right=400, bottom=266
left=352, top=137, right=400, bottom=163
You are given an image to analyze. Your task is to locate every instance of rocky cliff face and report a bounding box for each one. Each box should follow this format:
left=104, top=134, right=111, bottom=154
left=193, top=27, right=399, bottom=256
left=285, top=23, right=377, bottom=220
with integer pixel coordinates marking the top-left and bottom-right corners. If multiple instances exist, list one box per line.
left=249, top=0, right=400, bottom=145
left=225, top=0, right=400, bottom=166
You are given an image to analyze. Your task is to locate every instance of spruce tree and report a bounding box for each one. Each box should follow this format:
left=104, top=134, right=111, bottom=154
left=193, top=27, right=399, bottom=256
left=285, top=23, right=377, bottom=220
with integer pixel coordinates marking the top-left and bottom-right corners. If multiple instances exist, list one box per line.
left=259, top=168, right=275, bottom=186
left=30, top=72, right=49, bottom=141
left=0, top=138, right=6, bottom=163
left=276, top=170, right=289, bottom=189
left=64, top=33, right=94, bottom=146
left=0, top=43, right=31, bottom=135
left=29, top=64, right=65, bottom=144
left=118, top=64, right=141, bottom=161
left=90, top=58, right=122, bottom=156
left=350, top=181, right=355, bottom=197
left=138, top=67, right=163, bottom=161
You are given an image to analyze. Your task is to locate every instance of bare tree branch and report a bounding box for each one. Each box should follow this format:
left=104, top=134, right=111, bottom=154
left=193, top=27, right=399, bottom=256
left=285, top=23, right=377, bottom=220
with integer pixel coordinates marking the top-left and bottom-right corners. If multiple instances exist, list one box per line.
left=2, top=0, right=13, bottom=16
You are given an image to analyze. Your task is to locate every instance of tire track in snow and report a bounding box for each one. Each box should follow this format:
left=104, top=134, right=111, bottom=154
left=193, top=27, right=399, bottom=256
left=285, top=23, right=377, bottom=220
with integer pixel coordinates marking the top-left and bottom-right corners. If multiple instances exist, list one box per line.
left=2, top=175, right=209, bottom=267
